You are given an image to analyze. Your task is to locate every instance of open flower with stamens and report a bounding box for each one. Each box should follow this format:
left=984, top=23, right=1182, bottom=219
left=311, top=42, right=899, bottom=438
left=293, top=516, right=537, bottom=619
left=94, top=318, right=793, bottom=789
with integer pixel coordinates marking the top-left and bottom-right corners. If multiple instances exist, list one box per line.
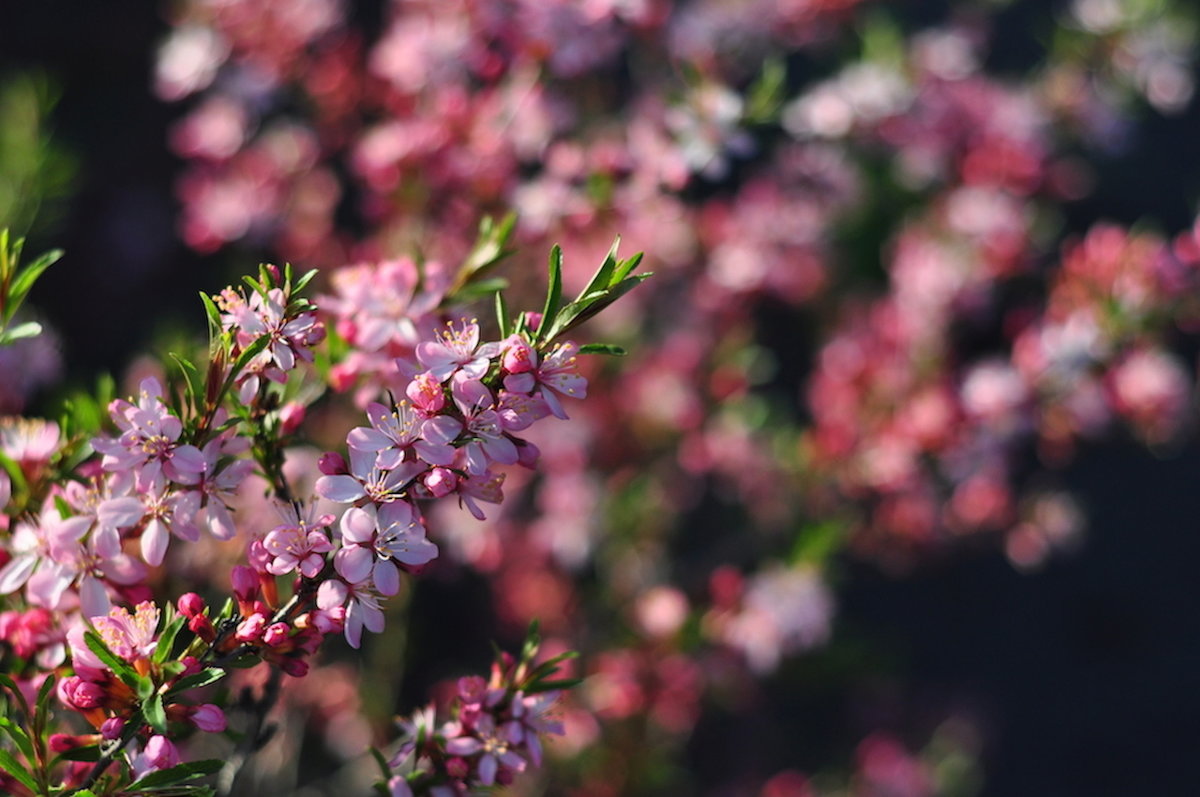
left=263, top=503, right=335, bottom=578
left=92, top=377, right=207, bottom=492
left=416, top=319, right=500, bottom=383
left=348, top=399, right=461, bottom=469
left=336, top=502, right=437, bottom=593
left=317, top=572, right=385, bottom=649
left=502, top=341, right=587, bottom=419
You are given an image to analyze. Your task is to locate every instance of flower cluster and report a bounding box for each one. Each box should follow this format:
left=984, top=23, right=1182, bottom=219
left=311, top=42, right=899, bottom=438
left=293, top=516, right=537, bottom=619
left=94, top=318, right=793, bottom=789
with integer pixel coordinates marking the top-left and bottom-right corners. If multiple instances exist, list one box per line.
left=384, top=630, right=570, bottom=796
left=314, top=318, right=588, bottom=647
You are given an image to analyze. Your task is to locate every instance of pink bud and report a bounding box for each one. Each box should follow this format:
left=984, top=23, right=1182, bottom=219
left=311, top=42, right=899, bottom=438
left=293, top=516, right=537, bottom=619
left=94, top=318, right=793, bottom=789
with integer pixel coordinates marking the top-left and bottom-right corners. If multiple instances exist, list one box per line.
left=501, top=335, right=535, bottom=374
left=424, top=467, right=457, bottom=498
left=49, top=733, right=79, bottom=752
left=446, top=757, right=470, bottom=780
left=279, top=402, right=306, bottom=435
left=231, top=566, right=259, bottom=602
left=318, top=451, right=348, bottom=475
left=263, top=622, right=290, bottom=647
left=235, top=613, right=266, bottom=642
left=63, top=676, right=105, bottom=709
left=101, top=716, right=125, bottom=740
left=191, top=703, right=227, bottom=733
left=177, top=592, right=205, bottom=618
left=180, top=656, right=202, bottom=676
left=406, top=371, right=445, bottom=415
left=144, top=735, right=180, bottom=770
left=247, top=539, right=272, bottom=574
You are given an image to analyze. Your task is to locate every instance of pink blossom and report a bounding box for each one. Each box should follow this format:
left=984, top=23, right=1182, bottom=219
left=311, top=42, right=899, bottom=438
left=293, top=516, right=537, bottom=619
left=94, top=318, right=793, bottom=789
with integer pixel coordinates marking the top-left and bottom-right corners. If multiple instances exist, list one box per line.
left=131, top=735, right=180, bottom=779
left=317, top=576, right=385, bottom=649
left=502, top=341, right=587, bottom=419
left=416, top=319, right=500, bottom=383
left=452, top=377, right=518, bottom=475
left=91, top=601, right=161, bottom=662
left=262, top=504, right=335, bottom=578
left=315, top=446, right=425, bottom=505
left=191, top=703, right=227, bottom=732
left=348, top=400, right=460, bottom=469
left=92, top=377, right=207, bottom=492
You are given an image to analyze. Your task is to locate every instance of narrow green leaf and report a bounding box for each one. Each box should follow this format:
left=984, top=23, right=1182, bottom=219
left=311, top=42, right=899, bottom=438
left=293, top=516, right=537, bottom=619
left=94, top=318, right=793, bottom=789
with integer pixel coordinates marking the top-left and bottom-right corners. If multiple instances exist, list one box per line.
left=0, top=672, right=30, bottom=716
left=611, top=251, right=644, bottom=284
left=5, top=247, right=63, bottom=319
left=0, top=320, right=43, bottom=343
left=153, top=615, right=187, bottom=666
left=144, top=692, right=167, bottom=734
left=369, top=746, right=392, bottom=781
left=536, top=246, right=563, bottom=342
left=84, top=630, right=142, bottom=690
left=169, top=667, right=227, bottom=695
left=199, top=291, right=222, bottom=334
left=578, top=343, right=627, bottom=356
left=0, top=716, right=35, bottom=759
left=0, top=748, right=38, bottom=792
left=35, top=671, right=56, bottom=717
left=494, top=290, right=510, bottom=339
left=53, top=743, right=102, bottom=763
left=523, top=678, right=582, bottom=694
left=293, top=267, right=319, bottom=295
left=131, top=758, right=223, bottom=788
left=578, top=237, right=621, bottom=299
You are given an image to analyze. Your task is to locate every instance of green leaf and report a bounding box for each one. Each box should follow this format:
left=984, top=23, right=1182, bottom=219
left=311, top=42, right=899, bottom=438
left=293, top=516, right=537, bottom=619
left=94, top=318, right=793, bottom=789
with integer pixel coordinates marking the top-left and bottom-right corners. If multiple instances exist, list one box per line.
left=72, top=789, right=99, bottom=797
left=35, top=670, right=56, bottom=717
left=153, top=615, right=187, bottom=665
left=0, top=320, right=42, bottom=344
left=0, top=715, right=34, bottom=760
left=168, top=667, right=226, bottom=695
left=131, top=758, right=223, bottom=788
left=452, top=276, right=509, bottom=303
left=293, top=267, right=319, bottom=295
left=53, top=743, right=101, bottom=763
left=4, top=246, right=62, bottom=323
left=369, top=746, right=392, bottom=781
left=199, top=291, right=222, bottom=333
left=522, top=677, right=582, bottom=694
left=494, top=290, right=510, bottom=339
left=84, top=630, right=142, bottom=691
left=577, top=343, right=627, bottom=356
left=0, top=747, right=38, bottom=792
left=536, top=246, right=563, bottom=342
left=144, top=692, right=167, bottom=734
left=0, top=672, right=30, bottom=716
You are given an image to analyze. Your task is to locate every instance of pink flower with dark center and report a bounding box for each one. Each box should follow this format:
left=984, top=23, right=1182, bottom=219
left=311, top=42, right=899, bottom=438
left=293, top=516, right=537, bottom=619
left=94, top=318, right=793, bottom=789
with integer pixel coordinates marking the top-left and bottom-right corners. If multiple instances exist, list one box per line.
left=443, top=713, right=527, bottom=786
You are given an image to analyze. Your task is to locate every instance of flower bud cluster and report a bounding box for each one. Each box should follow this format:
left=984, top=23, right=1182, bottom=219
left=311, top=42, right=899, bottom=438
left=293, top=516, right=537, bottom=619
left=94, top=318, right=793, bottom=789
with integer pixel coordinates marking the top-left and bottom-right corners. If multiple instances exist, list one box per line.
left=57, top=601, right=227, bottom=778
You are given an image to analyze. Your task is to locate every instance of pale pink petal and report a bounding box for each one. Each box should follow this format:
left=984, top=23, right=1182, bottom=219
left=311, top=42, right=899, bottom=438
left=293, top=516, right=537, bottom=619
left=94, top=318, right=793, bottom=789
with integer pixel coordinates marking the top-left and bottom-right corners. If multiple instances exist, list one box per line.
left=315, top=475, right=366, bottom=503
left=141, top=518, right=170, bottom=565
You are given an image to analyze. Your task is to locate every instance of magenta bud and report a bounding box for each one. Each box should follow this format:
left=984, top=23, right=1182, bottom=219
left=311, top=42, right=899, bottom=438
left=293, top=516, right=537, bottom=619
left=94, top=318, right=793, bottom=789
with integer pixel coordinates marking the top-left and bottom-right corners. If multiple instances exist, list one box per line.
left=263, top=622, right=290, bottom=647
left=191, top=703, right=227, bottom=733
left=280, top=657, right=310, bottom=677
left=235, top=613, right=266, bottom=643
left=231, top=566, right=259, bottom=602
left=177, top=592, right=205, bottom=619
left=318, top=451, right=348, bottom=475
left=247, top=539, right=272, bottom=574
left=502, top=335, right=535, bottom=374
left=144, top=735, right=180, bottom=770
left=64, top=676, right=105, bottom=709
left=279, top=402, right=306, bottom=435
left=101, top=716, right=125, bottom=740
left=49, top=733, right=80, bottom=753
left=180, top=656, right=202, bottom=676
